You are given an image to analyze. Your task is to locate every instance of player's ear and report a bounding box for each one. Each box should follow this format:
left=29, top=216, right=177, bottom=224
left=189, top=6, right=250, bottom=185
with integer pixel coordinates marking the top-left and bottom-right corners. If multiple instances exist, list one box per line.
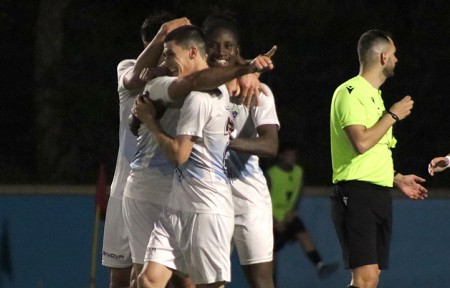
left=189, top=46, right=197, bottom=60
left=236, top=45, right=240, bottom=56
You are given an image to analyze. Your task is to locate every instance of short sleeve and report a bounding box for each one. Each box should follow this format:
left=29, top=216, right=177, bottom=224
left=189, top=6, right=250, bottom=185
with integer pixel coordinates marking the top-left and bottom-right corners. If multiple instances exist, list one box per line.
left=251, top=84, right=280, bottom=129
left=334, top=87, right=366, bottom=129
left=144, top=76, right=177, bottom=103
left=176, top=92, right=210, bottom=137
left=117, top=60, right=135, bottom=92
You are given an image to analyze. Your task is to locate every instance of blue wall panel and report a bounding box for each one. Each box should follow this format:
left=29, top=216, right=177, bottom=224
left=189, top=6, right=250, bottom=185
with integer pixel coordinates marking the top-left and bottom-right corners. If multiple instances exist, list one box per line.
left=0, top=193, right=449, bottom=287
left=0, top=195, right=108, bottom=288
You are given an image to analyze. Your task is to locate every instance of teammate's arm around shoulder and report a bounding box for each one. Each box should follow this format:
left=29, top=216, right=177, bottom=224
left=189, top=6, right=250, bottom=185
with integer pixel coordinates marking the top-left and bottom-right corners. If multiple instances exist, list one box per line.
left=124, top=17, right=191, bottom=91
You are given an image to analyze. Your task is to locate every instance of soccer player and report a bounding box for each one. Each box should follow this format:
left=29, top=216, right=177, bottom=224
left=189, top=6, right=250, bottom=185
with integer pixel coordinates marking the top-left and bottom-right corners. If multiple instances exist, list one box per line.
left=428, top=153, right=450, bottom=175
left=202, top=12, right=278, bottom=288
left=120, top=14, right=193, bottom=288
left=102, top=12, right=188, bottom=288
left=267, top=143, right=338, bottom=279
left=330, top=29, right=428, bottom=288
left=133, top=25, right=274, bottom=288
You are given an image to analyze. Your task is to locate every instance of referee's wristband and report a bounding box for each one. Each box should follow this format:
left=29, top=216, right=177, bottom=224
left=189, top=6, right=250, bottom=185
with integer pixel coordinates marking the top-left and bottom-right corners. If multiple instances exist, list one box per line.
left=387, top=111, right=400, bottom=122
left=446, top=155, right=450, bottom=167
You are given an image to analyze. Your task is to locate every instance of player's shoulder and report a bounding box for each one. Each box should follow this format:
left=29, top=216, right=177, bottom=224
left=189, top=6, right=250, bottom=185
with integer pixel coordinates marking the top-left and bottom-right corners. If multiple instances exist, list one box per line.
left=188, top=86, right=224, bottom=100
left=253, top=82, right=275, bottom=108
left=117, top=59, right=136, bottom=71
left=259, top=82, right=272, bottom=92
left=217, top=84, right=230, bottom=98
left=183, top=90, right=207, bottom=106
left=147, top=75, right=177, bottom=90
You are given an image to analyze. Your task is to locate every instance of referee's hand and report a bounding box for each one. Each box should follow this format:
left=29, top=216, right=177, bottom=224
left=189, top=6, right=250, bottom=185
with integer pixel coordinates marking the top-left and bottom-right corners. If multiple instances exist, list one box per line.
left=394, top=173, right=427, bottom=200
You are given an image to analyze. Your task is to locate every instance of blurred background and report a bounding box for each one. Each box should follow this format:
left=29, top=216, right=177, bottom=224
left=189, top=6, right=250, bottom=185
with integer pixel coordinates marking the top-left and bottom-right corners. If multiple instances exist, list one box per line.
left=1, top=0, right=449, bottom=186
left=1, top=0, right=449, bottom=287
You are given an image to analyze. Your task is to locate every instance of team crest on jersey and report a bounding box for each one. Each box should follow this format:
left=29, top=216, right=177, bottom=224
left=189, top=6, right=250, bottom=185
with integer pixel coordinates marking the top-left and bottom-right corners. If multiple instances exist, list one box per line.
left=231, top=104, right=239, bottom=119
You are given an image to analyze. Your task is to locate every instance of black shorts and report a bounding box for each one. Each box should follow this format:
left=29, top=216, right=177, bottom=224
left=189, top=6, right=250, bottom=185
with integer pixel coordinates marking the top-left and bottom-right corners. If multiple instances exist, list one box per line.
left=274, top=215, right=306, bottom=252
left=331, top=181, right=392, bottom=270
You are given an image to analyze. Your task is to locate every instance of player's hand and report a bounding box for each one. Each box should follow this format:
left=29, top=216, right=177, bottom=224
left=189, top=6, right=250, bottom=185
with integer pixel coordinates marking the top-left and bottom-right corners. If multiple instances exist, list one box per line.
left=227, top=117, right=237, bottom=140
left=249, top=45, right=276, bottom=73
left=236, top=74, right=268, bottom=107
left=128, top=113, right=141, bottom=137
left=159, top=17, right=191, bottom=35
left=394, top=173, right=428, bottom=200
left=389, top=95, right=414, bottom=121
left=133, top=92, right=155, bottom=121
left=264, top=45, right=277, bottom=58
left=428, top=156, right=450, bottom=176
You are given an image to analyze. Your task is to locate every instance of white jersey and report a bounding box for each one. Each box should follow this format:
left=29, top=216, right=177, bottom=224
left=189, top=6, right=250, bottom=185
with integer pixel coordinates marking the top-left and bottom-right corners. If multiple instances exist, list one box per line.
left=228, top=84, right=280, bottom=214
left=124, top=110, right=178, bottom=204
left=124, top=77, right=179, bottom=204
left=167, top=86, right=234, bottom=217
left=109, top=59, right=139, bottom=199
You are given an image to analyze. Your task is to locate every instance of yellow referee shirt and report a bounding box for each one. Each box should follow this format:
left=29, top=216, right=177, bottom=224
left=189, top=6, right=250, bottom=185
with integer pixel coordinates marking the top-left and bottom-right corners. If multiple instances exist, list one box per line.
left=330, top=75, right=397, bottom=187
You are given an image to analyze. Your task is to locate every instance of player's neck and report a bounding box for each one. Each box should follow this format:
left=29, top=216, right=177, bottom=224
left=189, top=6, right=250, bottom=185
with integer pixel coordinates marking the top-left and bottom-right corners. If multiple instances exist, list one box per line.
left=278, top=163, right=294, bottom=172
left=196, top=60, right=209, bottom=71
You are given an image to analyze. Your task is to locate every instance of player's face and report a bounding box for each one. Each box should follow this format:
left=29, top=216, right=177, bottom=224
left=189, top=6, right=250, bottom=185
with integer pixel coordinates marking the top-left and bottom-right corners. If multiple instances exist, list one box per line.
left=206, top=28, right=239, bottom=67
left=163, top=40, right=193, bottom=77
left=383, top=38, right=398, bottom=78
left=280, top=150, right=297, bottom=167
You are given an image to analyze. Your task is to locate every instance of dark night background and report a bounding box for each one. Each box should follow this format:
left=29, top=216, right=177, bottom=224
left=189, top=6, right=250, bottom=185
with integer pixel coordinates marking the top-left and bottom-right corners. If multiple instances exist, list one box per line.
left=1, top=0, right=449, bottom=188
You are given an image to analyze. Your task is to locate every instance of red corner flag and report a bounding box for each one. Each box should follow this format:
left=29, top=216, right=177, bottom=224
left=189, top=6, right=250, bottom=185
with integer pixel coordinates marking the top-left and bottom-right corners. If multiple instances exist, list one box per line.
left=95, top=163, right=109, bottom=221
left=90, top=164, right=109, bottom=287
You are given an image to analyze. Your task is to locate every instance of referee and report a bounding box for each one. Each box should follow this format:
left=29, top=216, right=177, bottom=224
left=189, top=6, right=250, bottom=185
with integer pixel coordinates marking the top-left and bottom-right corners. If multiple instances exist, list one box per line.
left=329, top=29, right=428, bottom=288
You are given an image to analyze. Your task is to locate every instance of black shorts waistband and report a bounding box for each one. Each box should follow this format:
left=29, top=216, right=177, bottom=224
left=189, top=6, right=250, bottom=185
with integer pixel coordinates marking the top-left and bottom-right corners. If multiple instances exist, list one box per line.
left=335, top=180, right=390, bottom=191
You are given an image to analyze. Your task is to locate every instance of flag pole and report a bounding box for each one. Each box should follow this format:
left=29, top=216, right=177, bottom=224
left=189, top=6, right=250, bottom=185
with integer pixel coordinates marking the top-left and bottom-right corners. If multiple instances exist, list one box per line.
left=90, top=163, right=109, bottom=288
left=89, top=204, right=101, bottom=288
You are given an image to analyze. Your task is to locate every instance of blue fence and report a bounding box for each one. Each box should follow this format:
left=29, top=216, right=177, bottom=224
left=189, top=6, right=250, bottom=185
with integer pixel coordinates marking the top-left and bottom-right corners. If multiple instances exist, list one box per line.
left=0, top=187, right=449, bottom=287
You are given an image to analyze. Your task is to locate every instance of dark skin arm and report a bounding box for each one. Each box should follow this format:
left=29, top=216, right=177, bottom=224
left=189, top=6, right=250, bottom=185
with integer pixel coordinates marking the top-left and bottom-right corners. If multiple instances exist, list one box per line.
left=228, top=124, right=279, bottom=158
left=167, top=54, right=274, bottom=106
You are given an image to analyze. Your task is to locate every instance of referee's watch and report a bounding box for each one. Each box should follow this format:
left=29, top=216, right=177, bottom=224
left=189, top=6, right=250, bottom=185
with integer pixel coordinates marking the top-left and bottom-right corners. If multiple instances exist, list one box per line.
left=387, top=111, right=400, bottom=122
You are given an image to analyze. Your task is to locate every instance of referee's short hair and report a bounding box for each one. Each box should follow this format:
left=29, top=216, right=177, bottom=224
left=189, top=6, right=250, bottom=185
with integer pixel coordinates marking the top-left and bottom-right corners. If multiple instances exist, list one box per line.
left=357, top=29, right=392, bottom=65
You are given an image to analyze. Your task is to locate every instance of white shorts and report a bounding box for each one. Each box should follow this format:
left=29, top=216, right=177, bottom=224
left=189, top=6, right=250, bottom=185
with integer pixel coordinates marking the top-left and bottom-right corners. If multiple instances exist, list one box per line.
left=233, top=205, right=274, bottom=265
left=122, top=196, right=165, bottom=264
left=102, top=196, right=133, bottom=268
left=145, top=207, right=234, bottom=285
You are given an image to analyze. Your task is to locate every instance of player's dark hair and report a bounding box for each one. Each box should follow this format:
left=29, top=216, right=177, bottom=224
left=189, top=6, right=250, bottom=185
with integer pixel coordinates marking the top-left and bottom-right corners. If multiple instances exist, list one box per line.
left=357, top=29, right=392, bottom=64
left=278, top=141, right=298, bottom=154
left=202, top=7, right=240, bottom=45
left=141, top=10, right=175, bottom=43
left=165, top=25, right=207, bottom=58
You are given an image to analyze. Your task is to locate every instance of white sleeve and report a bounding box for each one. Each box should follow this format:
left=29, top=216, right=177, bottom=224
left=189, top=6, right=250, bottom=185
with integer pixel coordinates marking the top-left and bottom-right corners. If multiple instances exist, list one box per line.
left=252, top=83, right=280, bottom=129
left=117, top=60, right=135, bottom=92
left=143, top=76, right=177, bottom=103
left=176, top=92, right=210, bottom=137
